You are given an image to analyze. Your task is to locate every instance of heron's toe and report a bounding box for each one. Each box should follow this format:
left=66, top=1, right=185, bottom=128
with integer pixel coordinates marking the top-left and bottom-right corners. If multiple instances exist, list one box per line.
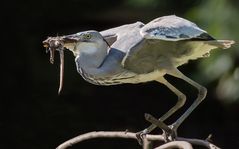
left=162, top=124, right=178, bottom=142
left=136, top=129, right=149, bottom=145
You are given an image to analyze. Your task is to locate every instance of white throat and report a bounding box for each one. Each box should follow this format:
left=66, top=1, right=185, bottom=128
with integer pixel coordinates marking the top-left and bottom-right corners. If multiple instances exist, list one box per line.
left=75, top=41, right=108, bottom=69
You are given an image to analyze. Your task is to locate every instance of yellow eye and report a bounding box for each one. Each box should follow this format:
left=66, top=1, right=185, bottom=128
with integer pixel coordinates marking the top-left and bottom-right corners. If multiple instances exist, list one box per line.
left=83, top=34, right=92, bottom=39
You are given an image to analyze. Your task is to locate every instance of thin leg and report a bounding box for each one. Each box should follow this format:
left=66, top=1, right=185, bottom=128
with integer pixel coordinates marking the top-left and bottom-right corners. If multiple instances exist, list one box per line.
left=167, top=68, right=207, bottom=130
left=144, top=113, right=172, bottom=134
left=141, top=77, right=186, bottom=134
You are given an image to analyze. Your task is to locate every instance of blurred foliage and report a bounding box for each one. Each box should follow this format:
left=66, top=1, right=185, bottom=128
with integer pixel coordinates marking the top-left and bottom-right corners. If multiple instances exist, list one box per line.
left=185, top=0, right=239, bottom=103
left=126, top=0, right=159, bottom=9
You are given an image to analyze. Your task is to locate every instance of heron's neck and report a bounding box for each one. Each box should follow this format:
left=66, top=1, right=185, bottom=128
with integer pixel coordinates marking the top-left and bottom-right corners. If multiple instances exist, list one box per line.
left=76, top=42, right=108, bottom=70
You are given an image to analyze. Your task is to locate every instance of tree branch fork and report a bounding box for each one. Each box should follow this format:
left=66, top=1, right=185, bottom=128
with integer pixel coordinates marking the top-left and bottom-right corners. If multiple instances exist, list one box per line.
left=56, top=114, right=220, bottom=149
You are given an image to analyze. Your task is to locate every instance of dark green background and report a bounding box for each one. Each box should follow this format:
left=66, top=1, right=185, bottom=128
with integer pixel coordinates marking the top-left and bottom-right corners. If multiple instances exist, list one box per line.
left=2, top=0, right=239, bottom=148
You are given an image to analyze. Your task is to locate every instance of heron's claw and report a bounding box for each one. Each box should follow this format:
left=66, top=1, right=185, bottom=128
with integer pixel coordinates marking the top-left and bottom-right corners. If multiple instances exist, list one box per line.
left=136, top=129, right=149, bottom=145
left=139, top=113, right=179, bottom=143
left=162, top=124, right=178, bottom=142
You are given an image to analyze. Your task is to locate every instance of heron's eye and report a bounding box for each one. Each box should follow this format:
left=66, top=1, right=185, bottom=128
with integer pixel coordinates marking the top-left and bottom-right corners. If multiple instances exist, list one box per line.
left=83, top=34, right=92, bottom=39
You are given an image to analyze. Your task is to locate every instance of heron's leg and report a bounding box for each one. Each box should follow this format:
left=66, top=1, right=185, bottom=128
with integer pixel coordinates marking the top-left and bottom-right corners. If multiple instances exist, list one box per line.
left=136, top=77, right=186, bottom=144
left=167, top=68, right=207, bottom=131
left=141, top=77, right=186, bottom=134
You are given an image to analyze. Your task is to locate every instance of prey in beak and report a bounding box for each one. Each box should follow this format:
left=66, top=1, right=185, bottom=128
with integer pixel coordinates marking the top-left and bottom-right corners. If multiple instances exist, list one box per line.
left=43, top=35, right=79, bottom=94
left=43, top=32, right=109, bottom=94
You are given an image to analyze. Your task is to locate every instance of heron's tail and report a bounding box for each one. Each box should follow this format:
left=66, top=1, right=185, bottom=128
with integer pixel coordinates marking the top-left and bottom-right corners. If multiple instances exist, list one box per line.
left=206, top=40, right=235, bottom=49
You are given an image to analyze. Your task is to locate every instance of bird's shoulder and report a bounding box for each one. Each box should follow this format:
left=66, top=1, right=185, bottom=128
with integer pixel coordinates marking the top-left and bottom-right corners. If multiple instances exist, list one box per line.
left=140, top=15, right=213, bottom=41
left=100, top=21, right=144, bottom=38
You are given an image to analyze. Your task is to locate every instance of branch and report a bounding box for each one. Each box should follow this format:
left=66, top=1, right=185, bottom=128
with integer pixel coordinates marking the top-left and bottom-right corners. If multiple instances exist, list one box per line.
left=177, top=137, right=221, bottom=149
left=154, top=141, right=192, bottom=149
left=56, top=131, right=139, bottom=149
left=56, top=131, right=220, bottom=149
left=56, top=131, right=164, bottom=149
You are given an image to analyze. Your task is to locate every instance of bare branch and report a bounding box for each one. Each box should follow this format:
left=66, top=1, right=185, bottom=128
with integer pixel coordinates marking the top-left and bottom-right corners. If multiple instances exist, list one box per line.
left=143, top=137, right=151, bottom=149
left=154, top=141, right=193, bottom=149
left=56, top=131, right=220, bottom=149
left=177, top=137, right=221, bottom=149
left=56, top=131, right=164, bottom=149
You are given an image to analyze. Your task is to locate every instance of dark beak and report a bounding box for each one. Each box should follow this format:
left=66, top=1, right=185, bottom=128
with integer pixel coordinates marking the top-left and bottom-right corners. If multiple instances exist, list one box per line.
left=62, top=34, right=82, bottom=43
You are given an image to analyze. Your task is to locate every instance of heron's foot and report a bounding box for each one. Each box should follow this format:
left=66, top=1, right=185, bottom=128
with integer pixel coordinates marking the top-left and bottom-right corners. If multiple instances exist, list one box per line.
left=136, top=113, right=173, bottom=145
left=162, top=124, right=178, bottom=142
left=144, top=114, right=178, bottom=142
left=136, top=129, right=149, bottom=145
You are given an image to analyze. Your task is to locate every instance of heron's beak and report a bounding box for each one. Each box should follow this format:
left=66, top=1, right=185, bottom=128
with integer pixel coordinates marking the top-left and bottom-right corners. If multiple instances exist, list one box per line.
left=62, top=34, right=82, bottom=42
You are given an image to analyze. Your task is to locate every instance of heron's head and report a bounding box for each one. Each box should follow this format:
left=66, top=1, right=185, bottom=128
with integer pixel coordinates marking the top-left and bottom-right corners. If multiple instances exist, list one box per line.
left=62, top=30, right=109, bottom=56
left=42, top=30, right=109, bottom=94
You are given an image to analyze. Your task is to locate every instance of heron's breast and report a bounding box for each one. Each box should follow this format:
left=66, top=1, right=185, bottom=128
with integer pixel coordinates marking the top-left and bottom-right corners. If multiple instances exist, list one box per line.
left=77, top=66, right=138, bottom=85
left=77, top=64, right=165, bottom=85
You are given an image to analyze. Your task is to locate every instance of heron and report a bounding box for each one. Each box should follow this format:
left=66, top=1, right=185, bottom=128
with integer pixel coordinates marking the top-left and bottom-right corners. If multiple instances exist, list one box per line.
left=43, top=15, right=234, bottom=141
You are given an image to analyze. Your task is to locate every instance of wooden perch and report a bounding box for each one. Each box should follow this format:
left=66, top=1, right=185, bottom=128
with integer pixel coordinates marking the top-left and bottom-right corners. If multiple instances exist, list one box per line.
left=56, top=131, right=220, bottom=149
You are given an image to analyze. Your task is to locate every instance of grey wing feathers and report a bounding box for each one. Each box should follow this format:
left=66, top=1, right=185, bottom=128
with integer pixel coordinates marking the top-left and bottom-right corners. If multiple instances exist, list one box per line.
left=140, top=15, right=214, bottom=41
left=122, top=15, right=234, bottom=74
left=100, top=21, right=145, bottom=47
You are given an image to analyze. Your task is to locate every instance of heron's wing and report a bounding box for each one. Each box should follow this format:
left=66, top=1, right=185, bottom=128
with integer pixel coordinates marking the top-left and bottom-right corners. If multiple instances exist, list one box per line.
left=100, top=22, right=145, bottom=46
left=100, top=30, right=117, bottom=46
left=100, top=21, right=144, bottom=37
left=122, top=15, right=230, bottom=74
left=102, top=34, right=117, bottom=46
left=97, top=22, right=145, bottom=77
left=140, top=15, right=214, bottom=41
